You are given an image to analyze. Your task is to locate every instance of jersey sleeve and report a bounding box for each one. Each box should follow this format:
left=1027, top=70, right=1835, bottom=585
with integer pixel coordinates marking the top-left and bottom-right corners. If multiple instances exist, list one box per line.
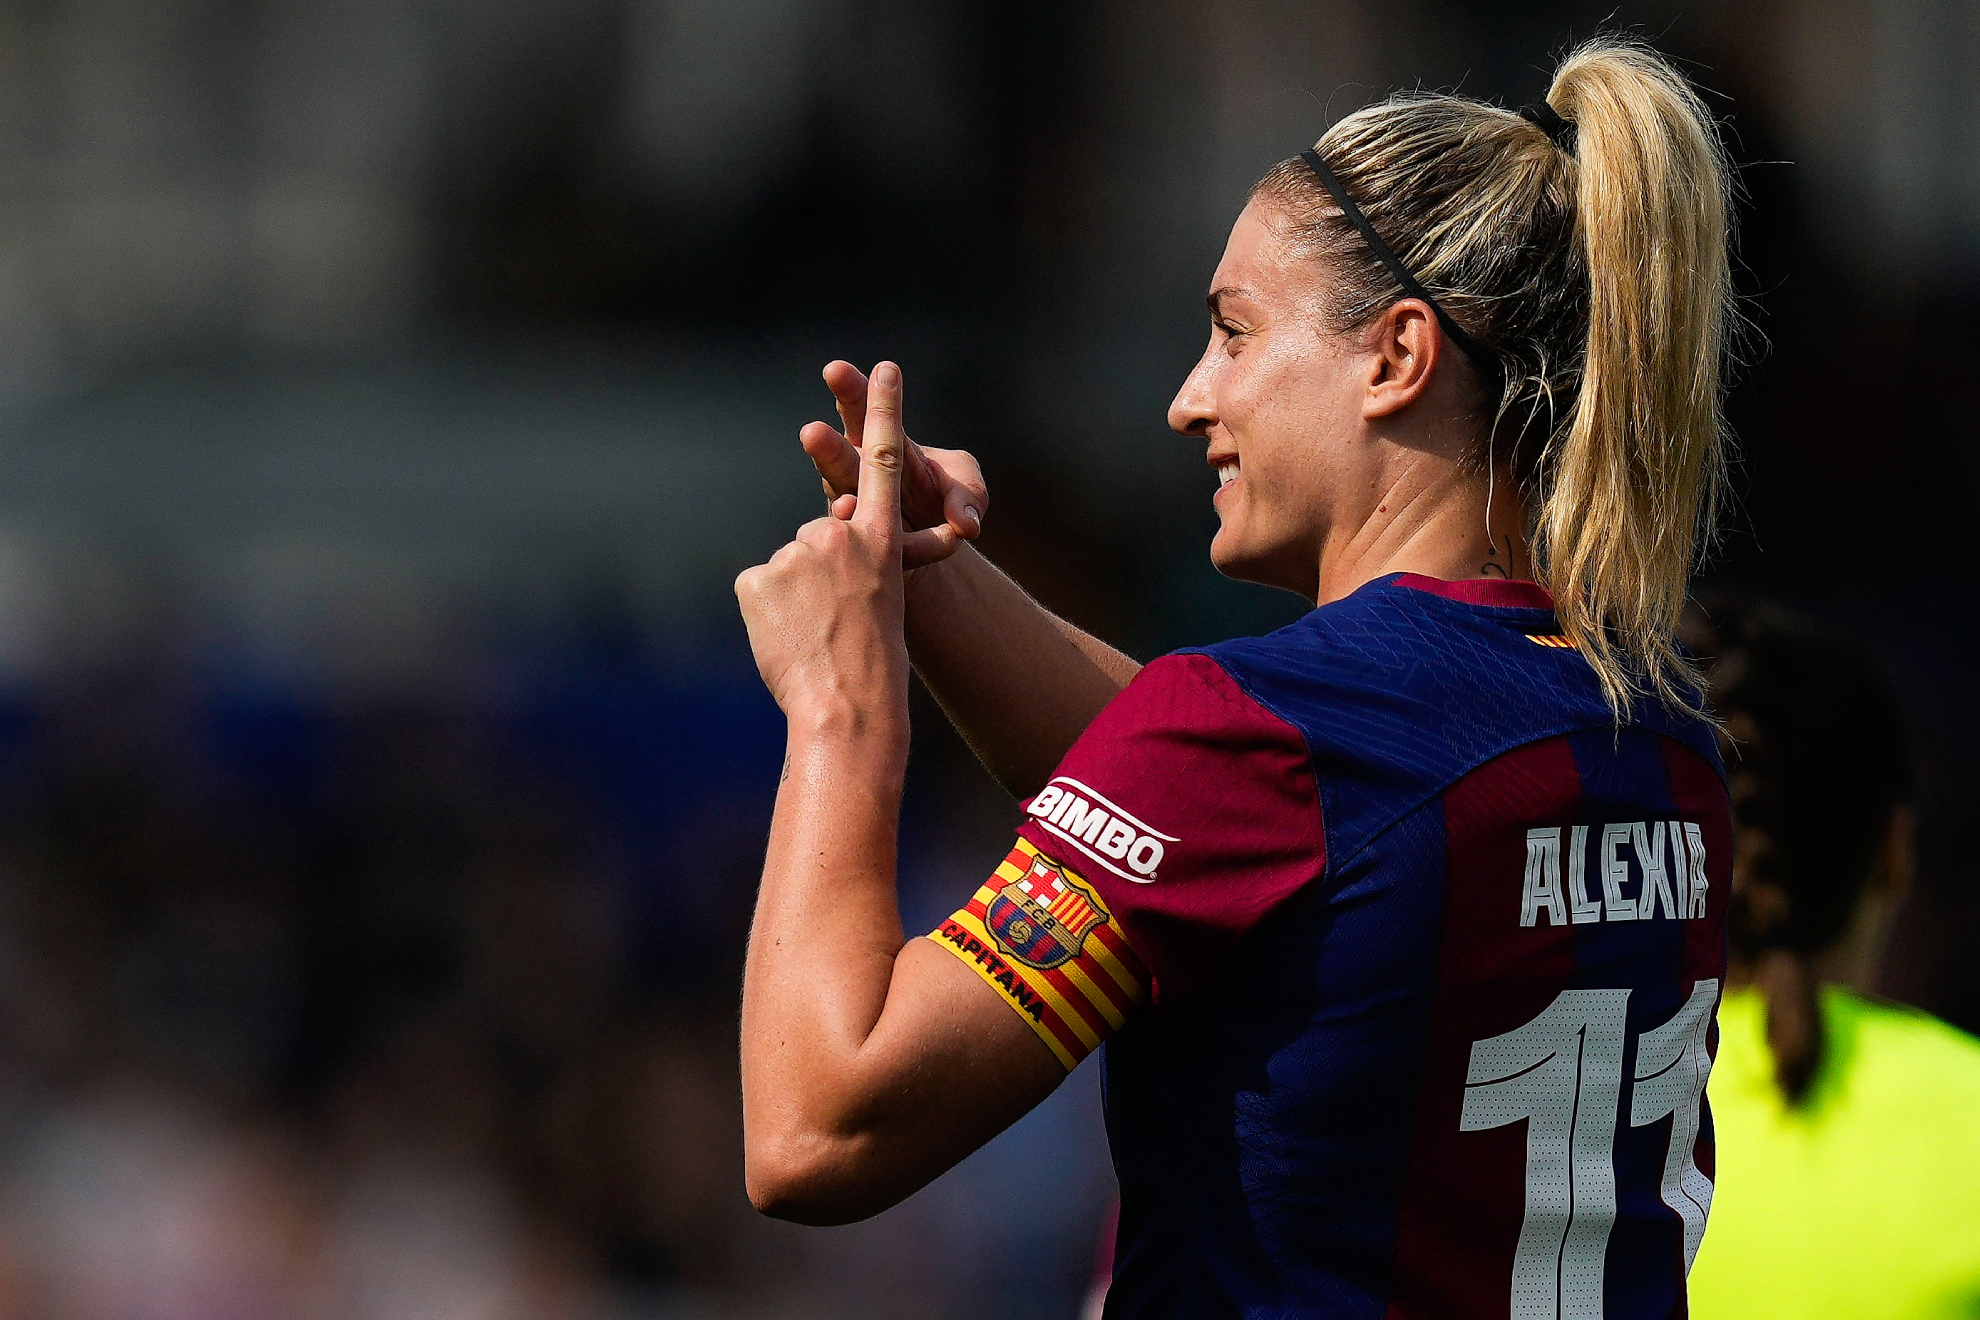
left=924, top=652, right=1326, bottom=1069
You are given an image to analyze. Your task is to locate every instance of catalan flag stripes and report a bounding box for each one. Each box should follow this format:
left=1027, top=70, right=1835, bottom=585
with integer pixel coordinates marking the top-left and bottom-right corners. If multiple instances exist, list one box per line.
left=1048, top=886, right=1097, bottom=930
left=926, top=837, right=1151, bottom=1070
left=1527, top=633, right=1577, bottom=649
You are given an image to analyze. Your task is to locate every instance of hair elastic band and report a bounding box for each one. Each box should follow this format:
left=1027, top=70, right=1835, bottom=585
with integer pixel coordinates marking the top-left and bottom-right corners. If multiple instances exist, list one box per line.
left=1297, top=147, right=1498, bottom=385
left=1519, top=100, right=1577, bottom=154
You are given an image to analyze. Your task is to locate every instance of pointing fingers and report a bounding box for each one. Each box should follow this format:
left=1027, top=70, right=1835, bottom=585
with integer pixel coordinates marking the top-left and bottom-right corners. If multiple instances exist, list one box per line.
left=854, top=361, right=905, bottom=539
left=800, top=420, right=861, bottom=501
left=824, top=360, right=868, bottom=447
left=901, top=523, right=963, bottom=569
left=803, top=360, right=985, bottom=562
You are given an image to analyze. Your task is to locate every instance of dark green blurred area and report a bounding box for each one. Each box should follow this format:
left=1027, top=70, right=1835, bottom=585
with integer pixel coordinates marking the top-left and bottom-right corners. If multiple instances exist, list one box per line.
left=0, top=0, right=1972, bottom=1315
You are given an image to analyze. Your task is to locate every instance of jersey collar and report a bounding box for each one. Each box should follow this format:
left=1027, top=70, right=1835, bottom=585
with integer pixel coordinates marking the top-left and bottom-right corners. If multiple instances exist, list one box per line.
left=1387, top=572, right=1555, bottom=610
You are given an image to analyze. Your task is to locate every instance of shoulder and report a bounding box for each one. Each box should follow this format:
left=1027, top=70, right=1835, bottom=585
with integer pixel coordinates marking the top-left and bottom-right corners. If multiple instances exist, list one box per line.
left=1202, top=574, right=1721, bottom=782
left=1837, top=989, right=1980, bottom=1093
left=1715, top=987, right=1980, bottom=1118
left=1070, top=651, right=1304, bottom=754
left=1016, top=651, right=1325, bottom=1004
left=1023, top=651, right=1316, bottom=887
left=1198, top=574, right=1602, bottom=726
left=1824, top=990, right=1980, bottom=1227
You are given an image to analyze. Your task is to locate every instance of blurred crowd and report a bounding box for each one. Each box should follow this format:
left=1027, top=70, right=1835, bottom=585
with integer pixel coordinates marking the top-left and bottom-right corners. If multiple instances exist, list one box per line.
left=0, top=617, right=754, bottom=1315
left=0, top=611, right=1113, bottom=1317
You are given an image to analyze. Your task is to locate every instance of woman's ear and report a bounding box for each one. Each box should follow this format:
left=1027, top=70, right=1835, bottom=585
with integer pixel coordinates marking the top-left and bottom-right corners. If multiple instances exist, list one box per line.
left=1362, top=299, right=1442, bottom=420
left=1872, top=805, right=1915, bottom=900
left=1825, top=803, right=1914, bottom=996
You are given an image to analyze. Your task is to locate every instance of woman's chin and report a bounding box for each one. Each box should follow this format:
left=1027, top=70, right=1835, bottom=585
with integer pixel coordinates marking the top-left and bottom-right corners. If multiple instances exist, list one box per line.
left=1208, top=526, right=1244, bottom=575
left=1210, top=533, right=1316, bottom=601
left=1209, top=533, right=1268, bottom=585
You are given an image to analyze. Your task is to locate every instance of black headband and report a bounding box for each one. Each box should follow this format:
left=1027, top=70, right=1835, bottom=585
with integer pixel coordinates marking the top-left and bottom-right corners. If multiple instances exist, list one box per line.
left=1298, top=147, right=1497, bottom=384
left=1519, top=99, right=1577, bottom=154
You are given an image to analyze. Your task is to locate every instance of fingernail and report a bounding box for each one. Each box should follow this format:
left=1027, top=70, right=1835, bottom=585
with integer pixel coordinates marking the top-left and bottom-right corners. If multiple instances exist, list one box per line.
left=963, top=505, right=981, bottom=529
left=874, top=362, right=900, bottom=388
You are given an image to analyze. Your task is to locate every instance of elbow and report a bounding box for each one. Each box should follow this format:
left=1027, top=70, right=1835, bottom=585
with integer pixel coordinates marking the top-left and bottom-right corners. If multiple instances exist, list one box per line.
left=743, top=1125, right=899, bottom=1225
left=743, top=1150, right=827, bottom=1223
left=741, top=1129, right=812, bottom=1220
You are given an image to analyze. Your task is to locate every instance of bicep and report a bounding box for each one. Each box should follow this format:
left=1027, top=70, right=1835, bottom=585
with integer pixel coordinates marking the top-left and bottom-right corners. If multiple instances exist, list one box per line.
left=787, top=836, right=1156, bottom=1222
left=866, top=938, right=1070, bottom=1133
left=769, top=940, right=1067, bottom=1224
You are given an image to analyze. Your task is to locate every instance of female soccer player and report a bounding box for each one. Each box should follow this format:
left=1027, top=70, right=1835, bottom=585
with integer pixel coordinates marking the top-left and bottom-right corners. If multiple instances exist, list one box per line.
left=735, top=37, right=1735, bottom=1318
left=1683, top=602, right=1980, bottom=1319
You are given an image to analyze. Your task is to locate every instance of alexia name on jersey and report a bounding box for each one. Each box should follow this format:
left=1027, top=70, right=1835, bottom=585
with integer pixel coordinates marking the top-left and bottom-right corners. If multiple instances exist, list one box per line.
left=1519, top=821, right=1710, bottom=927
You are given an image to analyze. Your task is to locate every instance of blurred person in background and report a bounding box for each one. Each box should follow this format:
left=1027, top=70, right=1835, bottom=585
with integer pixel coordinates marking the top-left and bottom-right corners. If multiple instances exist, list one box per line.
left=1685, top=601, right=1980, bottom=1319
left=736, top=37, right=1738, bottom=1318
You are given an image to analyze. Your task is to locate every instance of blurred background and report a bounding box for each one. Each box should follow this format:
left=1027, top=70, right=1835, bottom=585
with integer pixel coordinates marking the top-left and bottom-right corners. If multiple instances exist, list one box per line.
left=0, top=0, right=1972, bottom=1315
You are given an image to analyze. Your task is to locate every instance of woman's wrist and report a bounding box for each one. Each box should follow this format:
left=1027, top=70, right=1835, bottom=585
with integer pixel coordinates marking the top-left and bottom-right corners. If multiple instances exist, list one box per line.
left=902, top=542, right=969, bottom=611
left=783, top=695, right=910, bottom=774
left=902, top=545, right=985, bottom=662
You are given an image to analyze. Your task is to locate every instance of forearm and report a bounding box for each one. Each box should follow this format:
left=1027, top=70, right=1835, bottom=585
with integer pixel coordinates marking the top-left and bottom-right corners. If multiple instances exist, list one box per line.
left=739, top=710, right=1063, bottom=1223
left=905, top=545, right=1140, bottom=797
left=741, top=714, right=909, bottom=1145
left=738, top=363, right=1079, bottom=1225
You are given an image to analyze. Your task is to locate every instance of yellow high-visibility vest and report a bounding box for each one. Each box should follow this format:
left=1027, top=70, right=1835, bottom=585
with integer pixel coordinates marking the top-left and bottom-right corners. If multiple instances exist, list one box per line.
left=1689, top=985, right=1980, bottom=1319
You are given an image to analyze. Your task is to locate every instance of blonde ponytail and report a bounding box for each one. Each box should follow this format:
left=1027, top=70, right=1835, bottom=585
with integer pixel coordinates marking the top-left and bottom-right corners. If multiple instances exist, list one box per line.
left=1541, top=41, right=1733, bottom=710
left=1254, top=36, right=1733, bottom=712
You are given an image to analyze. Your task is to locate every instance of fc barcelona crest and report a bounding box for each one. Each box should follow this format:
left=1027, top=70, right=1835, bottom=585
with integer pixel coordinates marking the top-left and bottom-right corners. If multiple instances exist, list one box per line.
left=986, top=854, right=1108, bottom=970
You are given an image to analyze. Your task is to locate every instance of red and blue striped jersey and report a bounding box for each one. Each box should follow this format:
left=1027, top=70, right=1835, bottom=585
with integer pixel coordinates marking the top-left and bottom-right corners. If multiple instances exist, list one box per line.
left=930, top=572, right=1730, bottom=1319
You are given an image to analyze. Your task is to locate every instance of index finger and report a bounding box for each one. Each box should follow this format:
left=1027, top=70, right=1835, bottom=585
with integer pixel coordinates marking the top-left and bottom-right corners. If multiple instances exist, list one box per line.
left=824, top=361, right=868, bottom=447
left=855, top=361, right=905, bottom=533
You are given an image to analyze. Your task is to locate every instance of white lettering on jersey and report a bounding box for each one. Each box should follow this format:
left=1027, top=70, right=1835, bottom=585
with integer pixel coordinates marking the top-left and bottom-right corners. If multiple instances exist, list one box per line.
left=1600, top=824, right=1637, bottom=922
left=1683, top=822, right=1708, bottom=918
left=1521, top=821, right=1710, bottom=927
left=1025, top=778, right=1178, bottom=885
left=1463, top=979, right=1721, bottom=1316
left=1633, top=821, right=1676, bottom=920
left=1669, top=821, right=1690, bottom=916
left=1521, top=829, right=1567, bottom=928
left=1567, top=825, right=1600, bottom=924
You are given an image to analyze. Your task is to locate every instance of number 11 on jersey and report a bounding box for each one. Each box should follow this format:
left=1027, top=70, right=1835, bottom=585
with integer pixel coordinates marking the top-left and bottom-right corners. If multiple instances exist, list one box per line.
left=1459, top=979, right=1719, bottom=1320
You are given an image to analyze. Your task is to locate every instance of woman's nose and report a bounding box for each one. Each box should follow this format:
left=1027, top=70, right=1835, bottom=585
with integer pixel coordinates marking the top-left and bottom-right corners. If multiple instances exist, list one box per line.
left=1168, top=349, right=1218, bottom=436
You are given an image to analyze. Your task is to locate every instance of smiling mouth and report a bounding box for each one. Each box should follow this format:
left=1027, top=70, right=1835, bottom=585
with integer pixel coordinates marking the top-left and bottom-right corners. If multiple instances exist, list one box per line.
left=1215, top=461, right=1238, bottom=487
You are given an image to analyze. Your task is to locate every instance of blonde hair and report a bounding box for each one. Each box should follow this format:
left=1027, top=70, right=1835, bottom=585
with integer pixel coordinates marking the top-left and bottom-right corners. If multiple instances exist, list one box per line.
left=1256, top=37, right=1733, bottom=712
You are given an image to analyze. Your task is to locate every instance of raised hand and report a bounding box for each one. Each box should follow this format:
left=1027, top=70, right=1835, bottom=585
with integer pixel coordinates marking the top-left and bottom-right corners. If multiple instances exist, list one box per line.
left=799, top=360, right=987, bottom=570
left=737, top=362, right=915, bottom=723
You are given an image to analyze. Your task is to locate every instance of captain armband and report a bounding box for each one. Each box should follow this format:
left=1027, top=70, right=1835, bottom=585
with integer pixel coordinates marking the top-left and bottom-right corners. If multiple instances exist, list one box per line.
left=926, top=837, right=1151, bottom=1070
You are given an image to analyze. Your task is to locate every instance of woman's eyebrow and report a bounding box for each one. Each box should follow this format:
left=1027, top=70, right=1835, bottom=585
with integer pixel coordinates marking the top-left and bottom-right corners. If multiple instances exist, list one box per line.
left=1205, top=286, right=1256, bottom=317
